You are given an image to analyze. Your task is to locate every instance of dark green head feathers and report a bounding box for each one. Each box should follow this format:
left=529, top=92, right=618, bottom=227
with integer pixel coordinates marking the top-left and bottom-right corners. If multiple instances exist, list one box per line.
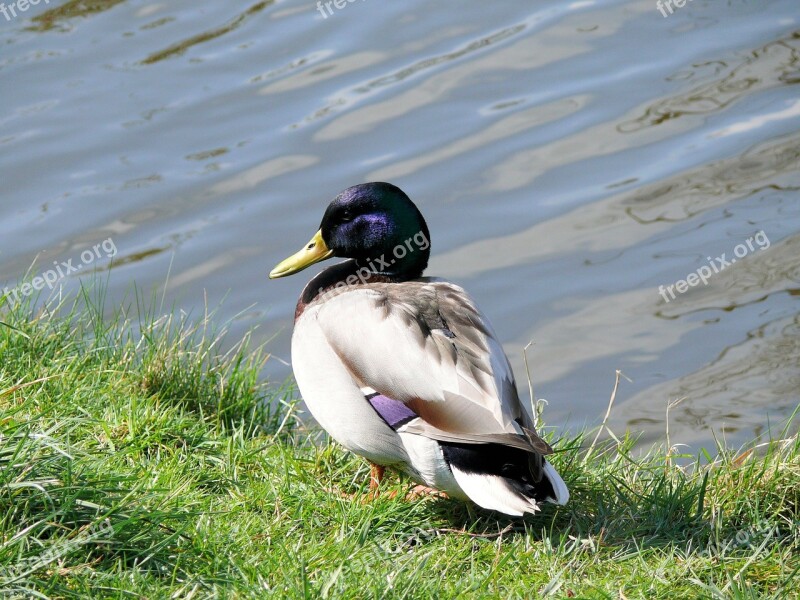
left=269, top=182, right=431, bottom=281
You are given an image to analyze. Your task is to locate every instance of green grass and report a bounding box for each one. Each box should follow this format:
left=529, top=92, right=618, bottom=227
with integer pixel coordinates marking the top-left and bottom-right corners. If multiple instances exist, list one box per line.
left=0, top=288, right=797, bottom=599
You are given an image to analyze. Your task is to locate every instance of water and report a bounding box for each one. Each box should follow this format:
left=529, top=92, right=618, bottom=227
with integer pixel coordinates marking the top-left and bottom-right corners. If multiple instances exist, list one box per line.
left=2, top=0, right=798, bottom=450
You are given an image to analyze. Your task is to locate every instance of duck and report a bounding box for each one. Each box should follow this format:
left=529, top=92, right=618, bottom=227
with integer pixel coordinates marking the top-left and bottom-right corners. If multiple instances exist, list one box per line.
left=269, top=182, right=568, bottom=516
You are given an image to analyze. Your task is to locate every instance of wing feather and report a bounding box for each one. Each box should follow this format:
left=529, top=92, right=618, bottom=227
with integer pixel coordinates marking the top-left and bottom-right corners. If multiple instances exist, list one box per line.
left=314, top=279, right=552, bottom=455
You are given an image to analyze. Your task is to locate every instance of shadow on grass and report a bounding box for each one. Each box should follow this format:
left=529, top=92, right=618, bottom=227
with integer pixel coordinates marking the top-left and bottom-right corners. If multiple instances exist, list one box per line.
left=362, top=423, right=797, bottom=562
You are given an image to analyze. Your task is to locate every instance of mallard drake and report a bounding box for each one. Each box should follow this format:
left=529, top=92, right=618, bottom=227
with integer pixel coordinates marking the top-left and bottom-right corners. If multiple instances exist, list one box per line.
left=269, top=182, right=568, bottom=516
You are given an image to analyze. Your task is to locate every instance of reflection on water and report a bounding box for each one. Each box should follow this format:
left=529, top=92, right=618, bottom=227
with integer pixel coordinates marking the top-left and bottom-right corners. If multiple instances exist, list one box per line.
left=619, top=31, right=800, bottom=132
left=141, top=1, right=273, bottom=65
left=30, top=0, right=127, bottom=32
left=1, top=0, right=798, bottom=450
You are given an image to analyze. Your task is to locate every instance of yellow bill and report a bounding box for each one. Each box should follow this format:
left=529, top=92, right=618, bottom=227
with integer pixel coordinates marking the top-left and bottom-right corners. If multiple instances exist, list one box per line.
left=269, top=229, right=334, bottom=279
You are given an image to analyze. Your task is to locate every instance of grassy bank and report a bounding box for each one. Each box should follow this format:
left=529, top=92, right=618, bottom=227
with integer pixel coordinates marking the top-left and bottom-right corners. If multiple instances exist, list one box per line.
left=0, top=290, right=797, bottom=599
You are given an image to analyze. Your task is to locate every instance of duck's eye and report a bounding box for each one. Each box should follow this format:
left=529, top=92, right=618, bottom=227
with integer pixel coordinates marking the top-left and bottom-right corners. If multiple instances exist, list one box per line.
left=340, top=211, right=354, bottom=223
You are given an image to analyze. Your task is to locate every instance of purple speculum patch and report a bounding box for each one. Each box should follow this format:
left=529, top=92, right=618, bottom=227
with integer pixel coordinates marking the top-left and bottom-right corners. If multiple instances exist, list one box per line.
left=366, top=393, right=417, bottom=430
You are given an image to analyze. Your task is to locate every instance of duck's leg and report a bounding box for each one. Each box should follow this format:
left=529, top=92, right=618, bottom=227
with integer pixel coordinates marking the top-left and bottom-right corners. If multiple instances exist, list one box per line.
left=406, top=485, right=448, bottom=500
left=364, top=465, right=447, bottom=502
left=369, top=463, right=385, bottom=492
left=325, top=464, right=385, bottom=501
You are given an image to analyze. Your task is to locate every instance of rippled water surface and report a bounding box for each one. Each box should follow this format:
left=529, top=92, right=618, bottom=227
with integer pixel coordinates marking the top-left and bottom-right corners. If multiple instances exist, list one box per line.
left=2, top=0, right=798, bottom=449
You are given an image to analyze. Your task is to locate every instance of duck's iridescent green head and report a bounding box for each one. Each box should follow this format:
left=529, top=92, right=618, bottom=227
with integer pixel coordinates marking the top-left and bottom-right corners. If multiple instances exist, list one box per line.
left=269, top=182, right=431, bottom=281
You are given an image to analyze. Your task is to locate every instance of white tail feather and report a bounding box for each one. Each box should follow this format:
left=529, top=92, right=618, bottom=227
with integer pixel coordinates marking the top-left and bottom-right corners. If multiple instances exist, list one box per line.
left=543, top=460, right=569, bottom=505
left=450, top=460, right=569, bottom=516
left=450, top=467, right=539, bottom=516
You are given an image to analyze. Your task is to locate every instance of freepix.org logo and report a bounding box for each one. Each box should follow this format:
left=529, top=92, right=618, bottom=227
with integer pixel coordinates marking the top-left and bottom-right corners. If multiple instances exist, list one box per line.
left=656, top=0, right=693, bottom=18
left=2, top=238, right=118, bottom=306
left=315, top=0, right=366, bottom=19
left=658, top=231, right=770, bottom=303
left=0, top=0, right=51, bottom=22
left=316, top=230, right=429, bottom=300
